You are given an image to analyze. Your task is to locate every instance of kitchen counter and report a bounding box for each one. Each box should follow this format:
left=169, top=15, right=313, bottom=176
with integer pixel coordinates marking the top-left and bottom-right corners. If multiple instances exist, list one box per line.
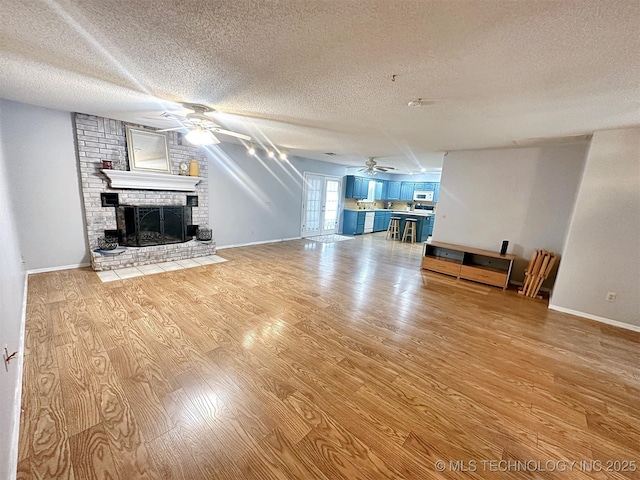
left=343, top=208, right=434, bottom=216
left=343, top=208, right=391, bottom=212
left=391, top=210, right=435, bottom=217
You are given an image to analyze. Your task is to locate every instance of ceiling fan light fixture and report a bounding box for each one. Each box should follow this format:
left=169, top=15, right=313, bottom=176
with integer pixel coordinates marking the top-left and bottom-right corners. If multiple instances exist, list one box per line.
left=185, top=127, right=219, bottom=146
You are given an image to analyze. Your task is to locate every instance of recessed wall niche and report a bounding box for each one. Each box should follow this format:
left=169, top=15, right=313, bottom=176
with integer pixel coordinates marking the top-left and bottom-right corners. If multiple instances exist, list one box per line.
left=101, top=192, right=119, bottom=207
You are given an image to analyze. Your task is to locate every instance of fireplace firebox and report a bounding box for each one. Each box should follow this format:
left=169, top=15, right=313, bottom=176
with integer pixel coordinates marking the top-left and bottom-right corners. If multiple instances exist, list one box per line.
left=116, top=206, right=192, bottom=247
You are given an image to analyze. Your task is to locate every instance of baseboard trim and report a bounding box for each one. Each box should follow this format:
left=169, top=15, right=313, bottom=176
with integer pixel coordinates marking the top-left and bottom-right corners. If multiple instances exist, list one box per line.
left=26, top=262, right=90, bottom=274
left=8, top=273, right=29, bottom=480
left=217, top=237, right=302, bottom=250
left=548, top=305, right=640, bottom=333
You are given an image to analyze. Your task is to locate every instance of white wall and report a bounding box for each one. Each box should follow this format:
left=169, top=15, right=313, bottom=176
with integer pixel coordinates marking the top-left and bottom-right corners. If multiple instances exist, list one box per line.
left=0, top=100, right=88, bottom=270
left=433, top=144, right=588, bottom=284
left=551, top=127, right=640, bottom=327
left=0, top=101, right=28, bottom=480
left=207, top=143, right=348, bottom=247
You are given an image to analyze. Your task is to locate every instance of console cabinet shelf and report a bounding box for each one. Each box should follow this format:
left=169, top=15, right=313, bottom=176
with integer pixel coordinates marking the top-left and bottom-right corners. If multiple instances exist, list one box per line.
left=422, top=241, right=516, bottom=289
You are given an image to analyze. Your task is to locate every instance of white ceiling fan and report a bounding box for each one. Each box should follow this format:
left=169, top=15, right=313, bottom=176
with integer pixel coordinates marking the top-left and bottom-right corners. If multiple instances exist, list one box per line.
left=158, top=103, right=252, bottom=145
left=358, top=158, right=396, bottom=175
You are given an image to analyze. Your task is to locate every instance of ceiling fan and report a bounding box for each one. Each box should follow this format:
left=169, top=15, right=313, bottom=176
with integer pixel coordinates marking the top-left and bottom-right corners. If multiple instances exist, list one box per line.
left=358, top=158, right=396, bottom=175
left=158, top=103, right=252, bottom=145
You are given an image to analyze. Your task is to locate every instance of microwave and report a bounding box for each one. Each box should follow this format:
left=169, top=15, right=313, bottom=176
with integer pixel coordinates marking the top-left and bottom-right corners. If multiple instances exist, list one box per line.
left=413, top=190, right=434, bottom=201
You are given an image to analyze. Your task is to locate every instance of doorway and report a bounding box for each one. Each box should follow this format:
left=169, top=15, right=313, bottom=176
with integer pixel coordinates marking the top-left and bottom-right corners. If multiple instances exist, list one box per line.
left=301, top=173, right=342, bottom=237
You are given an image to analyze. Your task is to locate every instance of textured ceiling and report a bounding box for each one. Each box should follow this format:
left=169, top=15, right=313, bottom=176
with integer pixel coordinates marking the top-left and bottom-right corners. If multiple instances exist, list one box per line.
left=1, top=0, right=639, bottom=173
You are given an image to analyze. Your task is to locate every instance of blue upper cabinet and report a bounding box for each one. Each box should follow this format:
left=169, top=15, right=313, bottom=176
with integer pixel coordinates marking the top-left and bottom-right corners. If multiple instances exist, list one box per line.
left=413, top=182, right=426, bottom=191
left=434, top=182, right=440, bottom=201
left=359, top=178, right=371, bottom=199
left=345, top=175, right=369, bottom=199
left=400, top=182, right=415, bottom=201
left=386, top=181, right=401, bottom=200
left=345, top=175, right=356, bottom=198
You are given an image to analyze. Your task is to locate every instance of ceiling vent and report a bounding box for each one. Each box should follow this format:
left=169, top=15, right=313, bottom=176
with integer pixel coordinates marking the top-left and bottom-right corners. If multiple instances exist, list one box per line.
left=324, top=152, right=338, bottom=156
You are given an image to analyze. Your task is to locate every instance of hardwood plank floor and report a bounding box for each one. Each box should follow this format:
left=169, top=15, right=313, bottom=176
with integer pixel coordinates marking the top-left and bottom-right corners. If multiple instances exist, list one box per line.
left=19, top=233, right=640, bottom=479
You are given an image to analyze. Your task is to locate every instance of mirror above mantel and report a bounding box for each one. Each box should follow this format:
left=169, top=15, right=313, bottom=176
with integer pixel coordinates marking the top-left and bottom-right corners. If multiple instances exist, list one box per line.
left=101, top=169, right=202, bottom=191
left=125, top=126, right=172, bottom=173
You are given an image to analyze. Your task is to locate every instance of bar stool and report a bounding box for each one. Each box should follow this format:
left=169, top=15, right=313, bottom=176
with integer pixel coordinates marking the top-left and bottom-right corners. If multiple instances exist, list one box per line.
left=386, top=217, right=401, bottom=240
left=402, top=218, right=417, bottom=243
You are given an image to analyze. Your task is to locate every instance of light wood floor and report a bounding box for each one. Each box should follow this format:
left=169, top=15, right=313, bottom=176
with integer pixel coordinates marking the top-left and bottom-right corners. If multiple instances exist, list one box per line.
left=18, top=233, right=640, bottom=479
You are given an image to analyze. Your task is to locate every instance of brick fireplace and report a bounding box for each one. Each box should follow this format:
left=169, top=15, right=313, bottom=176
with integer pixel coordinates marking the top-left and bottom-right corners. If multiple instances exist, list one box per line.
left=75, top=113, right=216, bottom=271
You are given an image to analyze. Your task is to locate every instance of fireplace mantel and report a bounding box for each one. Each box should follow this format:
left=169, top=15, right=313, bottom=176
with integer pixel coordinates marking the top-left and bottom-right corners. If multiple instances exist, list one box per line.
left=101, top=169, right=203, bottom=191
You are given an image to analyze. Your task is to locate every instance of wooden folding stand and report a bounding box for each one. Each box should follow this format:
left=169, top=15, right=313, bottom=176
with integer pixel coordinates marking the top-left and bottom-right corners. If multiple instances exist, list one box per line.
left=519, top=249, right=557, bottom=299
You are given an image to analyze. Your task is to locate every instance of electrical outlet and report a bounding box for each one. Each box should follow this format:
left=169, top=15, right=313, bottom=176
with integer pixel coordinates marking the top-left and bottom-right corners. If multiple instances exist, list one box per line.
left=606, top=292, right=616, bottom=302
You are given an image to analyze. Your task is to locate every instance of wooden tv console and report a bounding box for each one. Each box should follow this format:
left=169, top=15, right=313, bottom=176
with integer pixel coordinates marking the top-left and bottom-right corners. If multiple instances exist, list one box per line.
left=421, top=241, right=516, bottom=289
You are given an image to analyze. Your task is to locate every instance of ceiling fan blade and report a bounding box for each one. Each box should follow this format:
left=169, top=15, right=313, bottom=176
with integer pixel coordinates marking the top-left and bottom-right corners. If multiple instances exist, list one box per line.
left=376, top=167, right=389, bottom=172
left=209, top=127, right=251, bottom=141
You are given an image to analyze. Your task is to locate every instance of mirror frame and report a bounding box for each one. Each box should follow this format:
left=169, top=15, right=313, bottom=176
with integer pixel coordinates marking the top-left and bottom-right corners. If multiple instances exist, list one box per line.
left=125, top=126, right=171, bottom=174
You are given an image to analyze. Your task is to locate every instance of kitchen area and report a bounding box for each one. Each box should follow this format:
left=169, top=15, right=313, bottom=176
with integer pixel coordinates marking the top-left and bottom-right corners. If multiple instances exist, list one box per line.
left=342, top=175, right=440, bottom=242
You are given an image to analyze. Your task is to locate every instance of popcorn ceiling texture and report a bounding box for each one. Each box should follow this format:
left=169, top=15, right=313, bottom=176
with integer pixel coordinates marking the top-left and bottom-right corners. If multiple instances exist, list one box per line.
left=75, top=113, right=215, bottom=271
left=2, top=1, right=638, bottom=172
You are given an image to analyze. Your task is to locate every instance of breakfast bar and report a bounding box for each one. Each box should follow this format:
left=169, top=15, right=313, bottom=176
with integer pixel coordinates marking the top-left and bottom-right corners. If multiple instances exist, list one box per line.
left=391, top=211, right=435, bottom=242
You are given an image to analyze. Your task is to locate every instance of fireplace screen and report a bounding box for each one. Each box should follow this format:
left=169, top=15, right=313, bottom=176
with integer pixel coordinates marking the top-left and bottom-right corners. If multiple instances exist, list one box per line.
left=117, top=206, right=192, bottom=247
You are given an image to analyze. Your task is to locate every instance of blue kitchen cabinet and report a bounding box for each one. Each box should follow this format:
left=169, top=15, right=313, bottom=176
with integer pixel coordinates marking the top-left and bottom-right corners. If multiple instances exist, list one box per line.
left=384, top=211, right=392, bottom=231
left=413, top=182, right=425, bottom=191
left=434, top=182, right=440, bottom=201
left=343, top=210, right=357, bottom=234
left=400, top=182, right=415, bottom=201
left=359, top=178, right=371, bottom=199
left=343, top=210, right=366, bottom=235
left=374, top=211, right=391, bottom=232
left=373, top=212, right=384, bottom=232
left=424, top=215, right=434, bottom=237
left=393, top=213, right=433, bottom=242
left=356, top=211, right=365, bottom=234
left=386, top=181, right=401, bottom=200
left=345, top=175, right=366, bottom=199
left=345, top=175, right=371, bottom=199
left=345, top=176, right=356, bottom=198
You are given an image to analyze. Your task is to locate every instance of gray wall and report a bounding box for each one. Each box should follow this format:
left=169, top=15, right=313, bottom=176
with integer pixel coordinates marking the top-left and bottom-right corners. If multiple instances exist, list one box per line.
left=433, top=144, right=588, bottom=285
left=0, top=101, right=28, bottom=480
left=551, top=127, right=640, bottom=327
left=1, top=100, right=88, bottom=270
left=0, top=99, right=350, bottom=262
left=207, top=143, right=347, bottom=247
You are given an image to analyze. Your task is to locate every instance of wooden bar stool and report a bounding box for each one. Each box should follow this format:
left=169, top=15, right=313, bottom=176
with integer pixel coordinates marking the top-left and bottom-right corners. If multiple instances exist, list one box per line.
left=386, top=217, right=401, bottom=240
left=402, top=218, right=417, bottom=243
